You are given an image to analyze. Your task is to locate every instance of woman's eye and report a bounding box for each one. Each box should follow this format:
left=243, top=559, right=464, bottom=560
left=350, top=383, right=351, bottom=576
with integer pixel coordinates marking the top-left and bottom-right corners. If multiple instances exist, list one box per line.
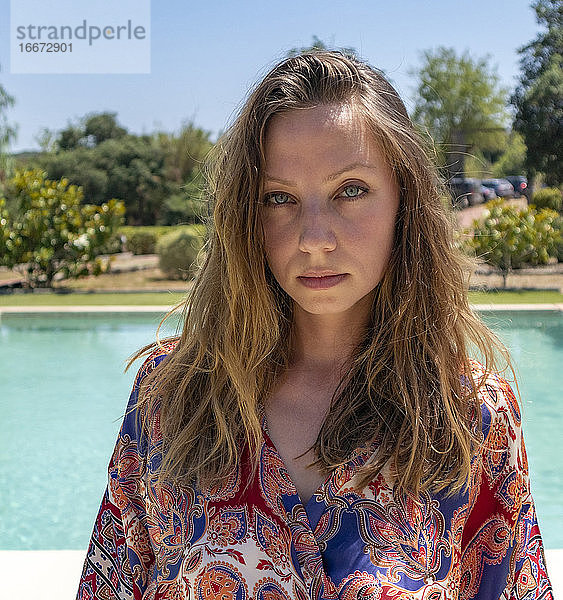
left=263, top=185, right=367, bottom=207
left=340, top=185, right=367, bottom=199
left=264, top=192, right=291, bottom=206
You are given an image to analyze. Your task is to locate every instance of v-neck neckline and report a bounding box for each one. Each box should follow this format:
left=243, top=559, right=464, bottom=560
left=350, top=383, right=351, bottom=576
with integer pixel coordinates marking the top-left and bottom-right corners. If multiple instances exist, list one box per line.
left=258, top=404, right=378, bottom=521
left=258, top=405, right=330, bottom=513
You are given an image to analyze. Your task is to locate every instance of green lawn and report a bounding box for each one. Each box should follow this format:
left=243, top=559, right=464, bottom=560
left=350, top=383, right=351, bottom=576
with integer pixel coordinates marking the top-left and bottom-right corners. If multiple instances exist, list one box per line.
left=468, top=289, right=563, bottom=304
left=0, top=292, right=187, bottom=306
left=0, top=289, right=561, bottom=307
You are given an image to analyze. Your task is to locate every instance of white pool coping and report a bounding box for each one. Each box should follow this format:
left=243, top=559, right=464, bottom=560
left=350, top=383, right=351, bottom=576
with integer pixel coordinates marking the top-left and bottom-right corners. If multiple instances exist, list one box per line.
left=0, top=549, right=561, bottom=598
left=472, top=303, right=563, bottom=311
left=0, top=303, right=562, bottom=315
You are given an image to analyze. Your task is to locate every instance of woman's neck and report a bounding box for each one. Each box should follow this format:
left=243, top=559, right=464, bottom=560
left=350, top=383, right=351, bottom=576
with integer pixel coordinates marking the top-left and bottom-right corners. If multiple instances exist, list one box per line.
left=290, top=293, right=373, bottom=372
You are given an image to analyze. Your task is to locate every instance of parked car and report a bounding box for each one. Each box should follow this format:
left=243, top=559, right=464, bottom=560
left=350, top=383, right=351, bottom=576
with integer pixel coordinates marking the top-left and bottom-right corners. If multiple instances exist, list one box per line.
left=447, top=177, right=484, bottom=208
left=505, top=175, right=530, bottom=199
left=480, top=184, right=497, bottom=202
left=482, top=178, right=515, bottom=198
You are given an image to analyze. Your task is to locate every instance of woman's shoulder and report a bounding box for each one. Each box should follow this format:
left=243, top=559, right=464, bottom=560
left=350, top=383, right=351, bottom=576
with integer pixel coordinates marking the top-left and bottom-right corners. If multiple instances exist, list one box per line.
left=133, top=336, right=182, bottom=390
left=123, top=337, right=181, bottom=438
left=465, top=358, right=522, bottom=446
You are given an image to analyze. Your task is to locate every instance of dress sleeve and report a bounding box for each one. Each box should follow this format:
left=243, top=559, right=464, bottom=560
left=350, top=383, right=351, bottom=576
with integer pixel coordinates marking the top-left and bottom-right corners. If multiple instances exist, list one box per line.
left=76, top=346, right=172, bottom=600
left=459, top=370, right=554, bottom=600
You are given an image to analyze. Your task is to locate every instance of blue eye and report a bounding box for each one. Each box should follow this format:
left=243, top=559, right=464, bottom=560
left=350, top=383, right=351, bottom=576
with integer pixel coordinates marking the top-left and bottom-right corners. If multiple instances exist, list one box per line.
left=263, top=192, right=292, bottom=206
left=340, top=185, right=367, bottom=199
left=263, top=185, right=367, bottom=207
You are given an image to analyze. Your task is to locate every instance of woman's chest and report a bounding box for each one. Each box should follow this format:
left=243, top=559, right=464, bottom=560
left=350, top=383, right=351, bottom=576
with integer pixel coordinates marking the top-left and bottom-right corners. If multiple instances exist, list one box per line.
left=140, top=448, right=467, bottom=600
left=262, top=378, right=337, bottom=504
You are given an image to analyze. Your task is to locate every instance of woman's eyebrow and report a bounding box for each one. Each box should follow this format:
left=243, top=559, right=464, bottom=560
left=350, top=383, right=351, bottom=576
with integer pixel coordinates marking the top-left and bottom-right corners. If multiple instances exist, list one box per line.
left=264, top=163, right=377, bottom=186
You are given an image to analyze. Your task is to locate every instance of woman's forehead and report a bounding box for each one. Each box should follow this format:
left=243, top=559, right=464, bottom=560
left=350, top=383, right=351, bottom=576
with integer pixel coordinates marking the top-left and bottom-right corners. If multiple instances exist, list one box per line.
left=265, top=103, right=364, bottom=138
left=262, top=104, right=388, bottom=178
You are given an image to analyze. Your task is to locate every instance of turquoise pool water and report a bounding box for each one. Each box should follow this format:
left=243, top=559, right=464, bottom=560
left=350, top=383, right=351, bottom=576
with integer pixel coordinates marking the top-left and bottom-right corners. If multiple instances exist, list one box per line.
left=0, top=310, right=561, bottom=550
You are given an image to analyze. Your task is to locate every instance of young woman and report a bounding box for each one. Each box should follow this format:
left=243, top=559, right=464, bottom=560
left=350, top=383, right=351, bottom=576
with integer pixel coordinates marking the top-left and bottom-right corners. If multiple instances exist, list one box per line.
left=77, top=51, right=553, bottom=599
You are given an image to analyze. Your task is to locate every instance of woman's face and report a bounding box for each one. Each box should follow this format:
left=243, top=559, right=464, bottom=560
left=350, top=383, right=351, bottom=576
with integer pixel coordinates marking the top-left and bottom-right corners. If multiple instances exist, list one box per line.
left=259, top=103, right=400, bottom=319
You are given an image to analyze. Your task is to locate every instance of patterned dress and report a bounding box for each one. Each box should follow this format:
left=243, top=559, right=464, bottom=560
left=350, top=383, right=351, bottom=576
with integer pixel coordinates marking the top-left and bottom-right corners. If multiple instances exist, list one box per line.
left=77, top=340, right=553, bottom=600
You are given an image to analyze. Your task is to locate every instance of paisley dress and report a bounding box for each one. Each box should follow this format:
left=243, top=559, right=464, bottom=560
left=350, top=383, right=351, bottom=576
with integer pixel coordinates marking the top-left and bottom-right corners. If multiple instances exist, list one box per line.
left=77, top=339, right=553, bottom=600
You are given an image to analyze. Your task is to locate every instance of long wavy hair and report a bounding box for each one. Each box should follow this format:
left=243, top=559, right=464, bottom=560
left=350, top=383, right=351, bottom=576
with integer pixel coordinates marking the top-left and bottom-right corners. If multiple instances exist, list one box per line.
left=126, top=51, right=512, bottom=497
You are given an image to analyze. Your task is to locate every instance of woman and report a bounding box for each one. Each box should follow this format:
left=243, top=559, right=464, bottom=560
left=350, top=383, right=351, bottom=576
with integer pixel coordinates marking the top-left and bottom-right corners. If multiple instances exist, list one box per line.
left=77, top=51, right=553, bottom=599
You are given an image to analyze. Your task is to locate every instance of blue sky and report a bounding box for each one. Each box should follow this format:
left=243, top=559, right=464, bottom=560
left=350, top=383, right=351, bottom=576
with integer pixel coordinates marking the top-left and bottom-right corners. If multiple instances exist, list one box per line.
left=0, top=0, right=540, bottom=153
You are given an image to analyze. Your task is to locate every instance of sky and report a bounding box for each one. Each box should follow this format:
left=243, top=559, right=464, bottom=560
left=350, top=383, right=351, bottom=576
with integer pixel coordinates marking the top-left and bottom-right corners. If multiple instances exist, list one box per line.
left=0, top=0, right=541, bottom=153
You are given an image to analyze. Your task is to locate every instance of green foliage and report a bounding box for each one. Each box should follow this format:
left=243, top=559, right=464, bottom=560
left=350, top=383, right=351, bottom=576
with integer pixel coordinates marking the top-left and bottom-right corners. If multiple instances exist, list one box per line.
left=34, top=127, right=57, bottom=153
left=491, top=131, right=527, bottom=178
left=511, top=0, right=563, bottom=185
left=467, top=199, right=561, bottom=285
left=83, top=113, right=127, bottom=146
left=531, top=187, right=562, bottom=211
left=410, top=47, right=509, bottom=176
left=555, top=214, right=563, bottom=261
left=156, top=121, right=213, bottom=184
left=0, top=168, right=125, bottom=287
left=119, top=225, right=184, bottom=239
left=58, top=125, right=83, bottom=152
left=156, top=227, right=206, bottom=280
left=127, top=230, right=157, bottom=255
left=160, top=175, right=208, bottom=225
left=464, top=150, right=495, bottom=179
left=34, top=115, right=213, bottom=226
left=119, top=224, right=207, bottom=255
left=161, top=194, right=193, bottom=225
left=153, top=122, right=211, bottom=225
left=56, top=112, right=127, bottom=150
left=38, top=134, right=171, bottom=224
left=99, top=232, right=123, bottom=255
left=0, top=291, right=189, bottom=306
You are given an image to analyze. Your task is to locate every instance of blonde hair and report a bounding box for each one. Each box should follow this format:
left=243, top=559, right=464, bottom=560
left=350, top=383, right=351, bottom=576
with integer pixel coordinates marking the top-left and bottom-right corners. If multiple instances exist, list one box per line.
left=127, top=51, right=512, bottom=496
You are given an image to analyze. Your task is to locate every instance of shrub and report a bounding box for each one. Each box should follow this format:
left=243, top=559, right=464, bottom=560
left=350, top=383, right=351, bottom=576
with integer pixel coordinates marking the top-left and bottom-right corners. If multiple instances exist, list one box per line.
left=531, top=187, right=562, bottom=212
left=120, top=225, right=207, bottom=255
left=159, top=192, right=205, bottom=226
left=127, top=230, right=157, bottom=255
left=156, top=227, right=205, bottom=280
left=0, top=168, right=125, bottom=287
left=556, top=215, right=563, bottom=262
left=468, top=199, right=561, bottom=286
left=98, top=231, right=123, bottom=255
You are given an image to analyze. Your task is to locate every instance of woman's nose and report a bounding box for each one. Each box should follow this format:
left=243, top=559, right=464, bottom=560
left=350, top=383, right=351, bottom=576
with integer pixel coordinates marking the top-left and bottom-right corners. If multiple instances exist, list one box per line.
left=298, top=203, right=337, bottom=253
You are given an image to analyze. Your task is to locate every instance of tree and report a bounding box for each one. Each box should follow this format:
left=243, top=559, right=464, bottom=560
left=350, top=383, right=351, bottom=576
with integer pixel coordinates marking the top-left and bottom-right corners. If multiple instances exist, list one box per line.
left=83, top=112, right=127, bottom=146
left=0, top=168, right=125, bottom=288
left=286, top=36, right=358, bottom=59
left=410, top=47, right=509, bottom=178
left=511, top=0, right=562, bottom=186
left=34, top=114, right=213, bottom=225
left=91, top=136, right=173, bottom=224
left=156, top=120, right=213, bottom=184
left=34, top=127, right=57, bottom=153
left=467, top=199, right=561, bottom=287
left=491, top=131, right=528, bottom=177
left=155, top=121, right=213, bottom=225
left=59, top=126, right=84, bottom=151
left=37, top=132, right=171, bottom=223
left=0, top=64, right=18, bottom=182
left=55, top=112, right=127, bottom=151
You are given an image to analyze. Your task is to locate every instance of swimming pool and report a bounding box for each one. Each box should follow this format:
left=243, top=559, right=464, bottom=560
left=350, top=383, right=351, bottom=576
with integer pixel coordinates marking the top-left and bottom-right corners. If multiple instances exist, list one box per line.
left=0, top=310, right=561, bottom=550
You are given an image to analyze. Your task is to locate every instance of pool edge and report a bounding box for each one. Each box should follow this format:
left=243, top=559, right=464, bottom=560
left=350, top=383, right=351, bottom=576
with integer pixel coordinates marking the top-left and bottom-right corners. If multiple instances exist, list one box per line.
left=0, top=303, right=562, bottom=315
left=0, top=549, right=561, bottom=598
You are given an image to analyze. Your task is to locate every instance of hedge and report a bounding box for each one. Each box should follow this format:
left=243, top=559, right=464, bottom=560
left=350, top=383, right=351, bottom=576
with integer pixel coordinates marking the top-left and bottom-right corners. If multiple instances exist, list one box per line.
left=119, top=225, right=207, bottom=255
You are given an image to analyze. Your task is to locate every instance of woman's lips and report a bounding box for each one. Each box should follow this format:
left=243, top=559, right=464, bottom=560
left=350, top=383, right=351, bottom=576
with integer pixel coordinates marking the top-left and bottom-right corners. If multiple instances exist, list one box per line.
left=297, top=274, right=348, bottom=289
